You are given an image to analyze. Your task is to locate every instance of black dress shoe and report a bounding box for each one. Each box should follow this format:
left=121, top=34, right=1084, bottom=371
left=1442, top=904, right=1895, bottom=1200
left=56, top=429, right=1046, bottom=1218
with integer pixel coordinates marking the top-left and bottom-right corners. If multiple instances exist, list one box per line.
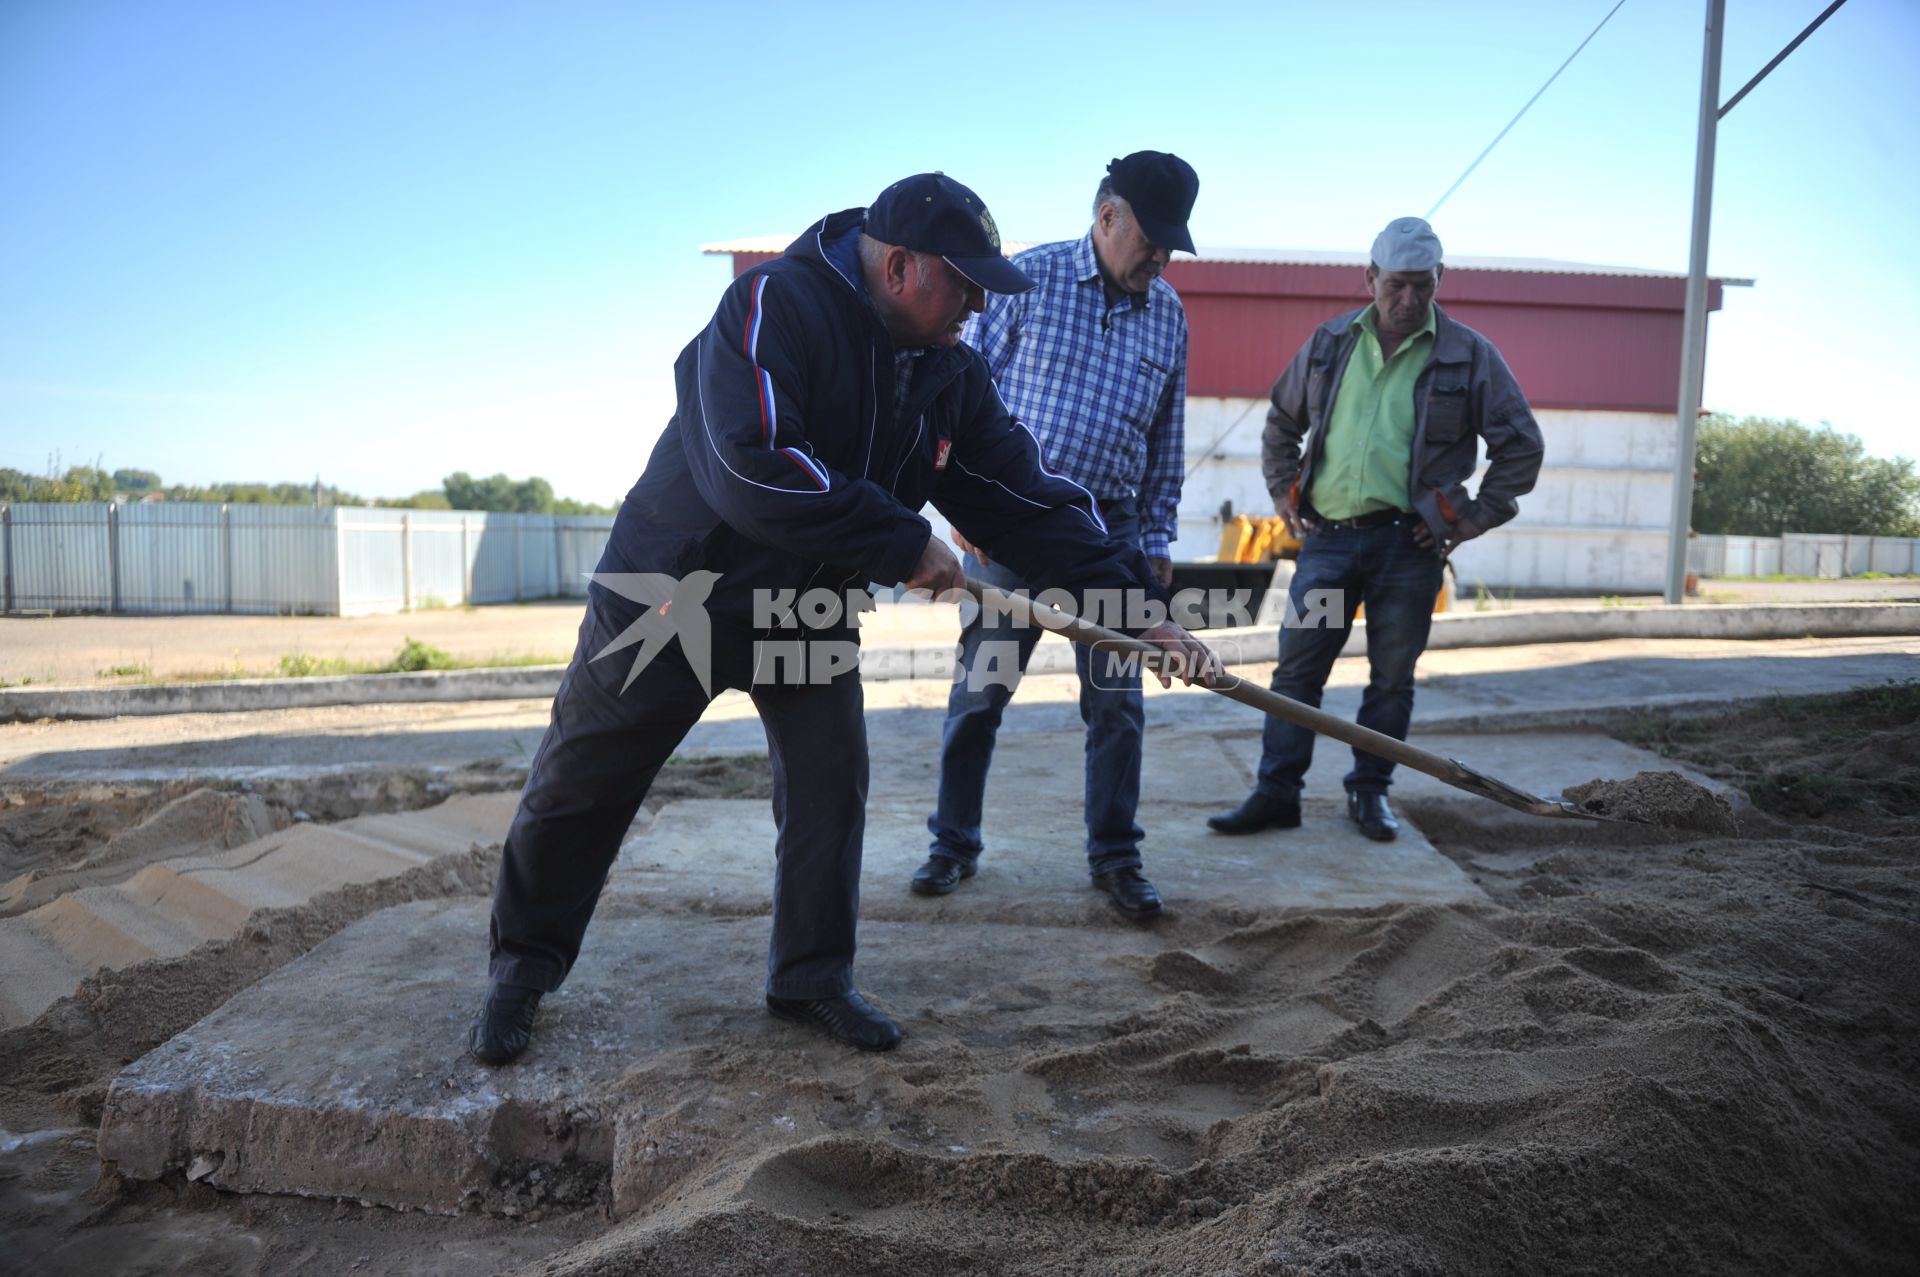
left=909, top=855, right=976, bottom=896
left=1348, top=790, right=1399, bottom=842
left=1091, top=867, right=1163, bottom=919
left=766, top=990, right=903, bottom=1051
left=468, top=981, right=543, bottom=1065
left=1207, top=790, right=1302, bottom=835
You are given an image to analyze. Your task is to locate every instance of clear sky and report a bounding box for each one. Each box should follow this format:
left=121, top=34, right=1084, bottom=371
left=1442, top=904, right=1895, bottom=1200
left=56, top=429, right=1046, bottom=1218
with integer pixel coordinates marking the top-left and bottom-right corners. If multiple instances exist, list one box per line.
left=2, top=0, right=1914, bottom=505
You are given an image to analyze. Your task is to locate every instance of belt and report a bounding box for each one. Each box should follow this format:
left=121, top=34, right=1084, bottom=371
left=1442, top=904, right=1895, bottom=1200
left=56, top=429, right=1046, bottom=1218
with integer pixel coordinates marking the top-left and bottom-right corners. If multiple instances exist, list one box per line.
left=1317, top=508, right=1411, bottom=530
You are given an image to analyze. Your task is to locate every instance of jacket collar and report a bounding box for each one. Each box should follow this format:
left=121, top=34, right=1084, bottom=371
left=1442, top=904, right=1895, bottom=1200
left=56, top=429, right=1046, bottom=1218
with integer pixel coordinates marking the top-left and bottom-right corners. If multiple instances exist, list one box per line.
left=787, top=207, right=870, bottom=298
left=1326, top=302, right=1467, bottom=363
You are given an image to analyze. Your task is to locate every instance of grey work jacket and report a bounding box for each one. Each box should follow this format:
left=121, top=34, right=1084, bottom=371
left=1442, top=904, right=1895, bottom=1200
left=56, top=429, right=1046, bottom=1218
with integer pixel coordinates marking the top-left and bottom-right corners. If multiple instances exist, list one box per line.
left=1261, top=304, right=1545, bottom=544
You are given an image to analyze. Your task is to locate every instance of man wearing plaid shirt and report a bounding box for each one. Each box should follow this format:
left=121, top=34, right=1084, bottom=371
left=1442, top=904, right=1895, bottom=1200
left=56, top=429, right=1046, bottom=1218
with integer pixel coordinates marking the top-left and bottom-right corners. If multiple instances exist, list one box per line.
left=912, top=151, right=1200, bottom=919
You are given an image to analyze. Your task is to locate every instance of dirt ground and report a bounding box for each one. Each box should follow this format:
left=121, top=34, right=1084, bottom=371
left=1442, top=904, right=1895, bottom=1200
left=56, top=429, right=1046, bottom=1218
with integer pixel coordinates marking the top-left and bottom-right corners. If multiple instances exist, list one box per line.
left=2, top=691, right=1918, bottom=1275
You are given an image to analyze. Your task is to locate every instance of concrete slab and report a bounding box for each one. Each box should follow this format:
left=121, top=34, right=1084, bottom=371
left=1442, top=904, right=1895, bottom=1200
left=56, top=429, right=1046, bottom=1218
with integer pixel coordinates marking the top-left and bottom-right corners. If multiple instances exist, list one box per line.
left=600, top=702, right=1487, bottom=921
left=96, top=725, right=1740, bottom=1218
left=624, top=789, right=1477, bottom=921
left=97, top=898, right=1189, bottom=1215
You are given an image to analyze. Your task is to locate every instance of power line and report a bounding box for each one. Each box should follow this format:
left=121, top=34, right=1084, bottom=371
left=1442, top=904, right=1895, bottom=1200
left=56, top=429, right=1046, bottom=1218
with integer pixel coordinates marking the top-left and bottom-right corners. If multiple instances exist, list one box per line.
left=1427, top=0, right=1629, bottom=219
left=1719, top=0, right=1849, bottom=119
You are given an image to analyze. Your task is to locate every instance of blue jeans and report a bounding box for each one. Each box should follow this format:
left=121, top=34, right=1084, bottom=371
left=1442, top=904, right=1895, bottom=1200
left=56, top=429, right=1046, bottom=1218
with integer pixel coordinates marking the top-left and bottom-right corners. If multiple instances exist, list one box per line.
left=1255, top=518, right=1444, bottom=800
left=928, top=510, right=1146, bottom=876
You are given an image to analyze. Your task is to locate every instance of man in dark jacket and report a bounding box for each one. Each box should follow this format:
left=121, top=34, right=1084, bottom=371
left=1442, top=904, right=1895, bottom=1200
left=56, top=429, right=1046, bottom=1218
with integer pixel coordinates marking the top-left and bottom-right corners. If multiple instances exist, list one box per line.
left=470, top=173, right=1215, bottom=1062
left=1209, top=216, right=1543, bottom=842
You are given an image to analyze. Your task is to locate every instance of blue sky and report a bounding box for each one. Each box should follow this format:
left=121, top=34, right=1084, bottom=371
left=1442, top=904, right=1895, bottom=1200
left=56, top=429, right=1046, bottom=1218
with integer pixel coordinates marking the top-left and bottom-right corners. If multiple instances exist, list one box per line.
left=2, top=0, right=1913, bottom=504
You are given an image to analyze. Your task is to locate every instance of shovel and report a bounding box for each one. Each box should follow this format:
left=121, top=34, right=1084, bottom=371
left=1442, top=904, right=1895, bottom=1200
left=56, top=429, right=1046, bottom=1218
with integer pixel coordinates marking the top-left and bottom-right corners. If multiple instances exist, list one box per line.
left=963, top=577, right=1623, bottom=823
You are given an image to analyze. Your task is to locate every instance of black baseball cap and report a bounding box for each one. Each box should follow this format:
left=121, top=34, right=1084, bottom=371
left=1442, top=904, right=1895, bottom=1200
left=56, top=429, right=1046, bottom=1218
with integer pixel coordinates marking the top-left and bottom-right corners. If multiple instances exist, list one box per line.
left=1106, top=151, right=1200, bottom=255
left=865, top=173, right=1035, bottom=295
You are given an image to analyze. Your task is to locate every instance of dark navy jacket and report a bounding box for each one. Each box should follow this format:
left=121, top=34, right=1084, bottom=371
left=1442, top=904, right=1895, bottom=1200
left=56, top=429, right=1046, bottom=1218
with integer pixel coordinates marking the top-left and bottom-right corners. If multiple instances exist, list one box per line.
left=607, top=209, right=1167, bottom=626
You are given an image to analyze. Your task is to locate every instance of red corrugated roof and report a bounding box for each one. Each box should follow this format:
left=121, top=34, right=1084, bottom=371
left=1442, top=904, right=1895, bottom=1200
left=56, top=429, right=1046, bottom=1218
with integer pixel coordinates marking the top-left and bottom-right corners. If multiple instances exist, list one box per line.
left=703, top=238, right=1750, bottom=413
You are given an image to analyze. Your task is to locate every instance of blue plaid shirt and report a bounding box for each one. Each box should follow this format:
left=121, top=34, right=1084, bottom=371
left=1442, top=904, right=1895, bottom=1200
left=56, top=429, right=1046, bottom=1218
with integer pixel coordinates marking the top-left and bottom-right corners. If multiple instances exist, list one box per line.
left=963, top=234, right=1188, bottom=560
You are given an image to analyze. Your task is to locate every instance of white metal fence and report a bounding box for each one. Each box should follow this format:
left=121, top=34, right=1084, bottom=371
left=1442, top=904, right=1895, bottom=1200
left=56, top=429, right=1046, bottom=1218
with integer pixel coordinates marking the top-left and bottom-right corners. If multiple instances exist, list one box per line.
left=1688, top=532, right=1920, bottom=579
left=0, top=502, right=615, bottom=615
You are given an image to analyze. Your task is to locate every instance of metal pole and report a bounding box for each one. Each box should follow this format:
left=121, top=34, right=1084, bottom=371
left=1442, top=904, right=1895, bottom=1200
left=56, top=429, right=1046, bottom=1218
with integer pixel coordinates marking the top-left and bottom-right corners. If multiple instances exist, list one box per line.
left=222, top=503, right=234, bottom=613
left=401, top=513, right=414, bottom=612
left=107, top=501, right=122, bottom=615
left=1665, top=0, right=1726, bottom=605
left=1, top=505, right=11, bottom=614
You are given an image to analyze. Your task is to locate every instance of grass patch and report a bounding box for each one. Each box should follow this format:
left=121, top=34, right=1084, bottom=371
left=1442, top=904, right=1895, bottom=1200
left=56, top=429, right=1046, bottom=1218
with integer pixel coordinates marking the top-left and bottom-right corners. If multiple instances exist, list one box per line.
left=277, top=652, right=365, bottom=678
left=392, top=636, right=455, bottom=672
left=163, top=640, right=567, bottom=683
left=97, top=662, right=152, bottom=679
left=1619, top=678, right=1920, bottom=820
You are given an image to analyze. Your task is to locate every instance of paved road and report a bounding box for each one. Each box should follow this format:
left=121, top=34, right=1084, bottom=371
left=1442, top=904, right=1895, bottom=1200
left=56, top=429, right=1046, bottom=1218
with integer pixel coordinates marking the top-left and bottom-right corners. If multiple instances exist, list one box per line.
left=4, top=633, right=1914, bottom=783
left=5, top=576, right=1916, bottom=688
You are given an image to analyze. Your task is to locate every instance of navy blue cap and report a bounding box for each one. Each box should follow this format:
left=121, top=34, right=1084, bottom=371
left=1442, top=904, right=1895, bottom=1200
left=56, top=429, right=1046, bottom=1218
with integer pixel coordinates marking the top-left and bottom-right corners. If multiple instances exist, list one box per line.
left=1106, top=151, right=1199, bottom=255
left=865, top=173, right=1035, bottom=294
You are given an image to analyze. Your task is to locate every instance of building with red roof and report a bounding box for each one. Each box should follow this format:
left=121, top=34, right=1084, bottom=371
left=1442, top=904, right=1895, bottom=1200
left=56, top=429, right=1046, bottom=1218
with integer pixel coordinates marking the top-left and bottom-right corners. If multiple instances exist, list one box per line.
left=703, top=237, right=1751, bottom=592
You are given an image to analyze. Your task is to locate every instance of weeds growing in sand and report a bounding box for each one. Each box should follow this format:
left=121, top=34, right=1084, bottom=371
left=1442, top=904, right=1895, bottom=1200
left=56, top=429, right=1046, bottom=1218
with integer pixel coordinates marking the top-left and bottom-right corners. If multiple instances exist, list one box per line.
left=1623, top=679, right=1920, bottom=818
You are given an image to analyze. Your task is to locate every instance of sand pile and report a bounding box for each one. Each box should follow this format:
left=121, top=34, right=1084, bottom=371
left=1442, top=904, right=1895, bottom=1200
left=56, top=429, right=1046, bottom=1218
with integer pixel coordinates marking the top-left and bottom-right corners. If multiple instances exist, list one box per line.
left=0, top=843, right=506, bottom=1130
left=1562, top=769, right=1738, bottom=833
left=7, top=708, right=1916, bottom=1274
left=516, top=827, right=1918, bottom=1275
left=512, top=718, right=1919, bottom=1275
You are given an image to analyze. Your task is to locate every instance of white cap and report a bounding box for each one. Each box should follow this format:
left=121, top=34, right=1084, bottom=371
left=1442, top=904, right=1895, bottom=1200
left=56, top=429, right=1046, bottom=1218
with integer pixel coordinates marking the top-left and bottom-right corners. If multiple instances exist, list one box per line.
left=1371, top=216, right=1444, bottom=271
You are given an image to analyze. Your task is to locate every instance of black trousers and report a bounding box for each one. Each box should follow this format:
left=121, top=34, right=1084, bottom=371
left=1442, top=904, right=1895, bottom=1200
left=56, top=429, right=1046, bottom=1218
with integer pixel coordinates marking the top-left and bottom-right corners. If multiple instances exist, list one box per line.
left=487, top=587, right=868, bottom=1000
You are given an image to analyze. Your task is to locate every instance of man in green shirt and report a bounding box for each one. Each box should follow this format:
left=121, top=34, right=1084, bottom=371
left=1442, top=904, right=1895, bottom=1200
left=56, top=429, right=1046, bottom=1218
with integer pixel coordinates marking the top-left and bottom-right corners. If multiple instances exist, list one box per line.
left=1209, top=217, right=1544, bottom=841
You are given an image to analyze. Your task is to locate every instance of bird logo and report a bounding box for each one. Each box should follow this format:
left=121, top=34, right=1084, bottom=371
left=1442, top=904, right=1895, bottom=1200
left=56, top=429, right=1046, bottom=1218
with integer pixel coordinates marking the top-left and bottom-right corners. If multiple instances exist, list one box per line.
left=585, top=570, right=721, bottom=694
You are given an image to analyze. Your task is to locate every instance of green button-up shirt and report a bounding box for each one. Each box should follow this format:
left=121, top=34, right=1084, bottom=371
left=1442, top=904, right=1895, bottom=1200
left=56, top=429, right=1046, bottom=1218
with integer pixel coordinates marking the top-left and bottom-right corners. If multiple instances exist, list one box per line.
left=1308, top=302, right=1436, bottom=520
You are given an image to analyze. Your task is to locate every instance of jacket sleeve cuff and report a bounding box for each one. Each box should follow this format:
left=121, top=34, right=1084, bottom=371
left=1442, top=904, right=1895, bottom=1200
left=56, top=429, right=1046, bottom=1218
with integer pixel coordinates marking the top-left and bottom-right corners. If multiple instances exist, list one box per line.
left=874, top=516, right=933, bottom=586
left=1142, top=534, right=1171, bottom=561
left=1465, top=495, right=1515, bottom=530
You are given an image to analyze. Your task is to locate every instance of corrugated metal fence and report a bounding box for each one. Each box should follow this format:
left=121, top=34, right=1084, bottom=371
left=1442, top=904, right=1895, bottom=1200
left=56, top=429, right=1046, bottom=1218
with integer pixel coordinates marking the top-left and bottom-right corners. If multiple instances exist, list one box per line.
left=0, top=503, right=614, bottom=615
left=1689, top=533, right=1920, bottom=579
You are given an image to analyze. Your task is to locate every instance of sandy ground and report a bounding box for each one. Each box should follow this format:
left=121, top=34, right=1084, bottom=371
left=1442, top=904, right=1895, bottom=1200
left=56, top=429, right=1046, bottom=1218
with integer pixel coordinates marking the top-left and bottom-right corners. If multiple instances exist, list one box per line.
left=1, top=669, right=1917, bottom=1272
left=5, top=575, right=1916, bottom=687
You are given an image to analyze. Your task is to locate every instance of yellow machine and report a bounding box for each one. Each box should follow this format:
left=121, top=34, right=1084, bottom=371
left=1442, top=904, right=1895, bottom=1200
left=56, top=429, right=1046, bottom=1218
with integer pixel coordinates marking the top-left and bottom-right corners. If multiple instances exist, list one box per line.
left=1215, top=514, right=1303, bottom=565
left=1212, top=515, right=1449, bottom=614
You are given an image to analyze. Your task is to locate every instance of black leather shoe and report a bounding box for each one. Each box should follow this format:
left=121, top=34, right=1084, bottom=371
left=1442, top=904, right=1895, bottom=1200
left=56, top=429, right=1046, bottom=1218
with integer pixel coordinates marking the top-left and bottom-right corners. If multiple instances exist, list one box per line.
left=1348, top=790, right=1399, bottom=842
left=909, top=855, right=976, bottom=896
left=1091, top=867, right=1163, bottom=919
left=766, top=990, right=903, bottom=1051
left=1207, top=790, right=1302, bottom=835
left=468, top=981, right=543, bottom=1065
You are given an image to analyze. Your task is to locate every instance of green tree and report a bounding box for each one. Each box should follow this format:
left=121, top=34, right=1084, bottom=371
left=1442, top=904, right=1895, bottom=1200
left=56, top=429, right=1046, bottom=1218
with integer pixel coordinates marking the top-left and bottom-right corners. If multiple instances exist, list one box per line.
left=113, top=468, right=162, bottom=494
left=0, top=468, right=38, bottom=501
left=441, top=472, right=578, bottom=514
left=552, top=496, right=615, bottom=516
left=1693, top=415, right=1920, bottom=538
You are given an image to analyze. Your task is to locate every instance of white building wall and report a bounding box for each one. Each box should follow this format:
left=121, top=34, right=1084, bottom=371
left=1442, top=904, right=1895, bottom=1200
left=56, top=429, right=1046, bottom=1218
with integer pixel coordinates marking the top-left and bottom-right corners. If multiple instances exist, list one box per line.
left=1179, top=398, right=1681, bottom=592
